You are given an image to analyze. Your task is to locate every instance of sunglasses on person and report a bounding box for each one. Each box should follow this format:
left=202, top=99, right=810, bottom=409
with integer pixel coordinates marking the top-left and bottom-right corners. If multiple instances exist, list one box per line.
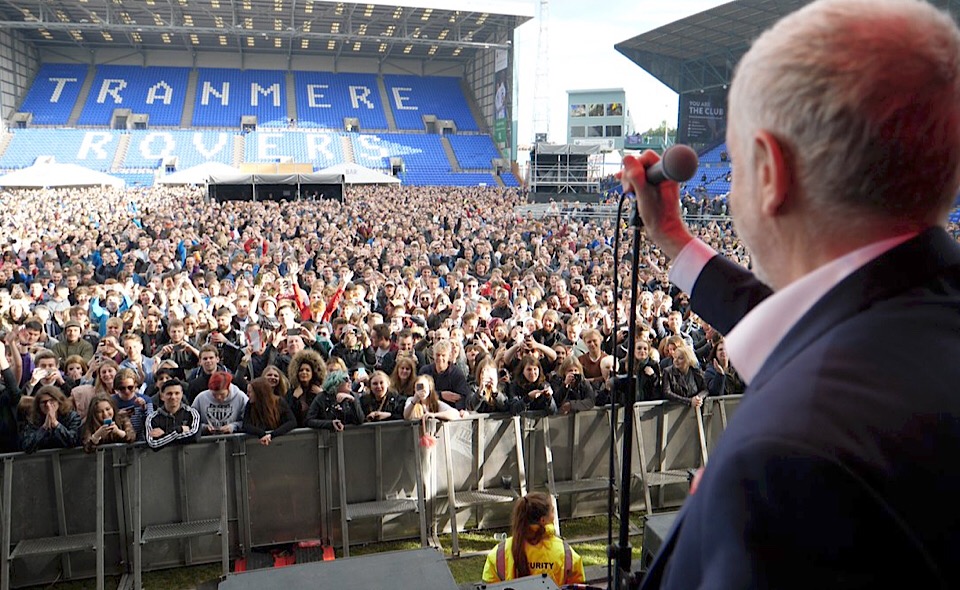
left=117, top=385, right=138, bottom=392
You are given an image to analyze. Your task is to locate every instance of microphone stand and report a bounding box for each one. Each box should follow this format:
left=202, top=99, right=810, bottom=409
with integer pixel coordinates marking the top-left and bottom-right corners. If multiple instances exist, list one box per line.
left=612, top=204, right=645, bottom=590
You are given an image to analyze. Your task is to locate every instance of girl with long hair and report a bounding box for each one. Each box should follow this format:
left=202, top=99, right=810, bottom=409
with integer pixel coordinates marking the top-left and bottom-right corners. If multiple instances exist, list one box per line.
left=82, top=394, right=136, bottom=452
left=509, top=356, right=556, bottom=414
left=482, top=492, right=584, bottom=586
left=403, top=375, right=460, bottom=421
left=286, top=349, right=326, bottom=427
left=390, top=355, right=418, bottom=397
left=21, top=385, right=82, bottom=452
left=242, top=377, right=297, bottom=445
left=70, top=358, right=119, bottom=422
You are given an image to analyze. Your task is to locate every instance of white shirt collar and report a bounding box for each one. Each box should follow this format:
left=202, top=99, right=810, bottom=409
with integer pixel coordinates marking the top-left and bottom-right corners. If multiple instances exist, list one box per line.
left=725, top=232, right=917, bottom=383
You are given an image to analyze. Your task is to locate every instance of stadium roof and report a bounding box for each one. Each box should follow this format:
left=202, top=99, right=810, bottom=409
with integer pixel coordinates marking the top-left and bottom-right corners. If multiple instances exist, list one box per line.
left=616, top=0, right=960, bottom=95
left=615, top=0, right=811, bottom=95
left=0, top=0, right=534, bottom=61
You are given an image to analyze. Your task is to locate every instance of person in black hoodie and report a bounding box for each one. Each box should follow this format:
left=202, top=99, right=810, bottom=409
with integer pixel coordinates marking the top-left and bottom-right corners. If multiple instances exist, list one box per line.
left=549, top=357, right=596, bottom=415
left=146, top=380, right=201, bottom=450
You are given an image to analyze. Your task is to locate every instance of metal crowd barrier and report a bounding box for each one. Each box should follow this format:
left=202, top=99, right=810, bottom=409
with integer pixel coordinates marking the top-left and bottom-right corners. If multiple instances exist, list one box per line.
left=0, top=396, right=742, bottom=588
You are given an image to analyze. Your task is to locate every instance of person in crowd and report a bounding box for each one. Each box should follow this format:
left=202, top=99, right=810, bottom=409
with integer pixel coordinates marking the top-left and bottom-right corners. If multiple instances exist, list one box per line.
left=287, top=349, right=326, bottom=427
left=702, top=338, right=745, bottom=397
left=62, top=355, right=88, bottom=393
left=305, top=371, right=364, bottom=431
left=510, top=356, right=556, bottom=415
left=241, top=376, right=297, bottom=445
left=661, top=343, right=708, bottom=409
left=52, top=320, right=94, bottom=363
left=549, top=357, right=595, bottom=415
left=0, top=339, right=21, bottom=454
left=467, top=359, right=516, bottom=414
left=21, top=385, right=82, bottom=452
left=389, top=355, right=418, bottom=398
left=403, top=374, right=461, bottom=422
left=25, top=350, right=69, bottom=397
left=360, top=370, right=405, bottom=422
left=482, top=492, right=585, bottom=586
left=146, top=379, right=201, bottom=450
left=82, top=394, right=136, bottom=452
left=119, top=333, right=156, bottom=390
left=192, top=371, right=248, bottom=435
left=70, top=358, right=119, bottom=422
left=111, top=368, right=153, bottom=440
left=261, top=364, right=289, bottom=398
left=156, top=319, right=200, bottom=373
left=418, top=339, right=470, bottom=410
left=633, top=338, right=662, bottom=402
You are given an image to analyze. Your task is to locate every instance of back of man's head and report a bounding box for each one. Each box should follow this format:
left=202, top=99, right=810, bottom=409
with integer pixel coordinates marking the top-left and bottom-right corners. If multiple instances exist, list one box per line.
left=730, top=0, right=960, bottom=225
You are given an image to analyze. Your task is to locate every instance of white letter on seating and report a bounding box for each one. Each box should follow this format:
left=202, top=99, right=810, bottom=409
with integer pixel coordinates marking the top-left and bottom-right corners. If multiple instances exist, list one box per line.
left=193, top=133, right=229, bottom=159
left=392, top=87, right=417, bottom=111
left=257, top=134, right=281, bottom=159
left=77, top=132, right=114, bottom=160
left=97, top=79, right=128, bottom=104
left=252, top=83, right=281, bottom=107
left=307, top=84, right=331, bottom=108
left=201, top=82, right=229, bottom=106
left=139, top=133, right=175, bottom=159
left=146, top=81, right=174, bottom=105
left=48, top=78, right=78, bottom=103
left=350, top=86, right=374, bottom=109
left=306, top=134, right=334, bottom=162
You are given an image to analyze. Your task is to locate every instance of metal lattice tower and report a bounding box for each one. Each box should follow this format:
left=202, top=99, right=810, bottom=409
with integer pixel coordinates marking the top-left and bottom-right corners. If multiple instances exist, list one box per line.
left=532, top=0, right=551, bottom=142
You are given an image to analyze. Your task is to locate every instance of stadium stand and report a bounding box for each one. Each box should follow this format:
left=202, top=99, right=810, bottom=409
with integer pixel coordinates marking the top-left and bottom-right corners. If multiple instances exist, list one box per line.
left=16, top=63, right=88, bottom=126
left=192, top=68, right=288, bottom=128
left=243, top=131, right=344, bottom=168
left=293, top=71, right=388, bottom=130
left=0, top=129, right=118, bottom=170
left=382, top=75, right=479, bottom=131
left=123, top=130, right=238, bottom=169
left=78, top=65, right=190, bottom=127
left=447, top=135, right=500, bottom=170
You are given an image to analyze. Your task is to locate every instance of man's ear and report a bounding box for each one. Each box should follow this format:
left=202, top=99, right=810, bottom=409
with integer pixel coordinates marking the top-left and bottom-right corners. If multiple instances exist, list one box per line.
left=753, top=130, right=792, bottom=217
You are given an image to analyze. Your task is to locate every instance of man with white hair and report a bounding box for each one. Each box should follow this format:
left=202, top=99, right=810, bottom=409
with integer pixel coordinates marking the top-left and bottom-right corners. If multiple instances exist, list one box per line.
left=628, top=0, right=960, bottom=587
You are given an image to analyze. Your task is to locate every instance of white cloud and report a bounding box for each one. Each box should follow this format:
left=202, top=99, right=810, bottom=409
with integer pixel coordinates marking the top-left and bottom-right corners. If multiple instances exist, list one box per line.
left=514, top=0, right=728, bottom=144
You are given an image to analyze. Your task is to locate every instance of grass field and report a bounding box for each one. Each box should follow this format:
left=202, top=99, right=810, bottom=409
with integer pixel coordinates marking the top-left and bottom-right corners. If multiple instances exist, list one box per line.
left=23, top=515, right=647, bottom=589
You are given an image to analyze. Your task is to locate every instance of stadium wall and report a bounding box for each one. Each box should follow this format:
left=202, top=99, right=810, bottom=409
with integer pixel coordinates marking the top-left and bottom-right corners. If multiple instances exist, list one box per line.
left=464, top=28, right=514, bottom=160
left=0, top=28, right=39, bottom=130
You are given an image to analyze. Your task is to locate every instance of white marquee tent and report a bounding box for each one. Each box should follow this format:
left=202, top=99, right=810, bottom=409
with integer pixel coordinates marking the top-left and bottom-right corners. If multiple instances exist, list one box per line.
left=0, top=162, right=125, bottom=188
left=157, top=161, right=241, bottom=185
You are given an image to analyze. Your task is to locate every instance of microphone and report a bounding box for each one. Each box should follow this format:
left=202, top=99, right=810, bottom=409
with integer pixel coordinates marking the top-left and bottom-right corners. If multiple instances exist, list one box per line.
left=644, top=144, right=699, bottom=185
left=621, top=144, right=700, bottom=226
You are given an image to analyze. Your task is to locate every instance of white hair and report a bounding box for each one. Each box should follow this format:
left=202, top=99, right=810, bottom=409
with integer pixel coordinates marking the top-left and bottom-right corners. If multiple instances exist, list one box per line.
left=730, top=0, right=960, bottom=225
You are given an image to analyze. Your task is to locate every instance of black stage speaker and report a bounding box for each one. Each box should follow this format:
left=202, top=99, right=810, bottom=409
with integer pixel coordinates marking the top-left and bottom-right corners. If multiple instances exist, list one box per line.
left=219, top=548, right=458, bottom=590
left=641, top=511, right=680, bottom=570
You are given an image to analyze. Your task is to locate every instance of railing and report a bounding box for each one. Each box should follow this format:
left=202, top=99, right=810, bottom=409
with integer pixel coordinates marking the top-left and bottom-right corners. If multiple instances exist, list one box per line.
left=0, top=396, right=742, bottom=589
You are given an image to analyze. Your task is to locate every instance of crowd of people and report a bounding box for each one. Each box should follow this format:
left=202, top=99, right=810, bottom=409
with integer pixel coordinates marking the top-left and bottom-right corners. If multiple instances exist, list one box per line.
left=0, top=181, right=950, bottom=454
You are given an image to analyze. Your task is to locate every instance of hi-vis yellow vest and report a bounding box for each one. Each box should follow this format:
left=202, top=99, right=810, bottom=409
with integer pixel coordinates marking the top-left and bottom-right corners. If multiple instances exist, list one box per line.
left=482, top=527, right=586, bottom=587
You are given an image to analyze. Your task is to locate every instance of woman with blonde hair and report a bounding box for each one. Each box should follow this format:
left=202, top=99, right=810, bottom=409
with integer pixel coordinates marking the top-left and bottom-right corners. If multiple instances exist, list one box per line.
left=482, top=492, right=584, bottom=586
left=403, top=375, right=460, bottom=421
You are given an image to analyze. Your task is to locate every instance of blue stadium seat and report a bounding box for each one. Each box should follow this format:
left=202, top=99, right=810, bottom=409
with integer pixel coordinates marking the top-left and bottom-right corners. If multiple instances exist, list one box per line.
left=382, top=75, right=479, bottom=131
left=501, top=172, right=521, bottom=187
left=19, top=63, right=88, bottom=126
left=192, top=69, right=287, bottom=128
left=243, top=131, right=344, bottom=169
left=447, top=135, right=500, bottom=169
left=294, top=72, right=387, bottom=130
left=113, top=172, right=156, bottom=187
left=78, top=66, right=190, bottom=127
left=123, top=130, right=238, bottom=169
left=0, top=129, right=118, bottom=171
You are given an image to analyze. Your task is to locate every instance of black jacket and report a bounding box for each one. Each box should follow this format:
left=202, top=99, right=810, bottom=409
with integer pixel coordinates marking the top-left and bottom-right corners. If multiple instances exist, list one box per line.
left=145, top=405, right=201, bottom=450
left=305, top=392, right=365, bottom=430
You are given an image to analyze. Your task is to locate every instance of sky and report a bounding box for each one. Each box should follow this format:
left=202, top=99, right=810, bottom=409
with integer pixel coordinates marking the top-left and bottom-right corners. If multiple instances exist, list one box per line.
left=512, top=0, right=729, bottom=145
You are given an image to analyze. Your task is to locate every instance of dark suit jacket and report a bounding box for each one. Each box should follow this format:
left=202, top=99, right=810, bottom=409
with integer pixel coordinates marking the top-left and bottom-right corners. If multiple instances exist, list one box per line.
left=642, top=227, right=960, bottom=589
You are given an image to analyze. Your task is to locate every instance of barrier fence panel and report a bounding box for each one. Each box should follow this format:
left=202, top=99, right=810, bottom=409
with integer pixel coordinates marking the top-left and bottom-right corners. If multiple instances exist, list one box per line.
left=2, top=447, right=120, bottom=589
left=0, top=399, right=744, bottom=587
left=241, top=430, right=328, bottom=548
left=334, top=421, right=426, bottom=554
left=702, top=395, right=743, bottom=454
